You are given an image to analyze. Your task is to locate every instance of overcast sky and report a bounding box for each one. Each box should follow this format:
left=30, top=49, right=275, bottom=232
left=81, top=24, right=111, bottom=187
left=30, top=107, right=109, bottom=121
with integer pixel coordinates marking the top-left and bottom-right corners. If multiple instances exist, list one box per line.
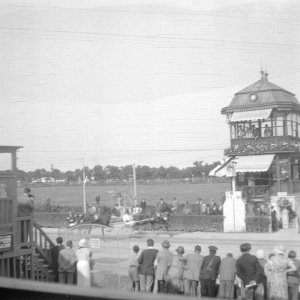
left=0, top=0, right=300, bottom=171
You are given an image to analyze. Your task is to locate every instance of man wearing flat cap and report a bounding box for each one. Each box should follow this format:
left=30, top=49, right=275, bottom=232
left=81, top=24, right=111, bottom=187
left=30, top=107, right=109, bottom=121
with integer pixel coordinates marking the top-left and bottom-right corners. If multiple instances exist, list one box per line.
left=200, top=245, right=221, bottom=297
left=155, top=240, right=173, bottom=293
left=236, top=243, right=263, bottom=300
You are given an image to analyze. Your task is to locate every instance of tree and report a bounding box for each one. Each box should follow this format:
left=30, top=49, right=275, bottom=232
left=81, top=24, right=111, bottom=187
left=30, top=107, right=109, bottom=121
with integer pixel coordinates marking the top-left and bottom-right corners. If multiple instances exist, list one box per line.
left=50, top=168, right=62, bottom=180
left=166, top=166, right=181, bottom=179
left=92, top=165, right=105, bottom=180
left=136, top=165, right=152, bottom=180
left=16, top=169, right=29, bottom=182
left=32, top=168, right=48, bottom=179
left=155, top=166, right=167, bottom=180
left=104, top=165, right=122, bottom=180
left=64, top=170, right=76, bottom=182
left=192, top=161, right=204, bottom=177
left=121, top=165, right=133, bottom=181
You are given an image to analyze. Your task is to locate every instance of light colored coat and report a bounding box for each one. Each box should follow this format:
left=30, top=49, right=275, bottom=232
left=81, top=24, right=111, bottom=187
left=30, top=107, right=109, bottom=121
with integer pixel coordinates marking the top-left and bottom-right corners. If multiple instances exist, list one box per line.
left=183, top=253, right=204, bottom=281
left=155, top=248, right=173, bottom=280
left=219, top=257, right=236, bottom=281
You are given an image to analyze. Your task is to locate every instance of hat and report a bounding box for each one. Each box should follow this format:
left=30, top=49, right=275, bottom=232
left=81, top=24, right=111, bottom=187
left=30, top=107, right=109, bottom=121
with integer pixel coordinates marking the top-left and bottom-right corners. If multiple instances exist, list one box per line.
left=240, top=243, right=252, bottom=252
left=176, top=246, right=185, bottom=254
left=209, top=246, right=218, bottom=251
left=161, top=240, right=170, bottom=248
left=256, top=249, right=265, bottom=259
left=274, top=245, right=286, bottom=255
left=79, top=239, right=88, bottom=248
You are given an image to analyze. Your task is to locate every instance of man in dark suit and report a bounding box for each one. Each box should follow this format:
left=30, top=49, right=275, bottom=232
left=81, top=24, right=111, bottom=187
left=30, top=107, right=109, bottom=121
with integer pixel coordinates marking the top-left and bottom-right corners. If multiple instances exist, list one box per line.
left=287, top=250, right=300, bottom=300
left=138, top=239, right=158, bottom=292
left=236, top=243, right=263, bottom=300
left=50, top=236, right=64, bottom=282
left=270, top=206, right=277, bottom=232
left=200, top=245, right=221, bottom=297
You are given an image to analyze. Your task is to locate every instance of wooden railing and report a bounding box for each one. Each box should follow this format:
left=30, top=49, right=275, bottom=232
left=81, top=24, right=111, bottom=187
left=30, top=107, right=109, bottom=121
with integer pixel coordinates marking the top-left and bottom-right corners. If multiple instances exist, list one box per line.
left=0, top=197, right=13, bottom=225
left=0, top=249, right=33, bottom=280
left=225, top=135, right=300, bottom=155
left=0, top=217, right=55, bottom=282
left=32, top=220, right=55, bottom=265
left=17, top=216, right=33, bottom=249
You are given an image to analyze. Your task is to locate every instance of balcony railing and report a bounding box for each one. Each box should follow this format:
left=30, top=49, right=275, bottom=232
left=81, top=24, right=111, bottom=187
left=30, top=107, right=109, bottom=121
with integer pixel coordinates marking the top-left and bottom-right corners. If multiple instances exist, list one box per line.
left=225, top=136, right=300, bottom=155
left=242, top=185, right=270, bottom=200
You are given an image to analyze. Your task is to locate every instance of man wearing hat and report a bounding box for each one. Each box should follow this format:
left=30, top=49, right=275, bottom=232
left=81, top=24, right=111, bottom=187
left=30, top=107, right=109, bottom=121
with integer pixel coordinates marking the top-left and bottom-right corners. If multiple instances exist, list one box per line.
left=236, top=243, right=263, bottom=300
left=200, top=246, right=221, bottom=297
left=155, top=240, right=173, bottom=293
left=183, top=245, right=204, bottom=296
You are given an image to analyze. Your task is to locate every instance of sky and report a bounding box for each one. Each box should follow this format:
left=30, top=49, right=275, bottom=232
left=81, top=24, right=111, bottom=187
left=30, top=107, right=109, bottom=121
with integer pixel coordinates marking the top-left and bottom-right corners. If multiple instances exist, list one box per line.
left=0, top=0, right=300, bottom=171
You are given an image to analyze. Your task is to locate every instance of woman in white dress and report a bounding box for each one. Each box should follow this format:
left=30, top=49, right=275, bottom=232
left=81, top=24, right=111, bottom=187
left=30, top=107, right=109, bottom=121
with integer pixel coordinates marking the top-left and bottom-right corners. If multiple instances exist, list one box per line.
left=76, top=239, right=92, bottom=288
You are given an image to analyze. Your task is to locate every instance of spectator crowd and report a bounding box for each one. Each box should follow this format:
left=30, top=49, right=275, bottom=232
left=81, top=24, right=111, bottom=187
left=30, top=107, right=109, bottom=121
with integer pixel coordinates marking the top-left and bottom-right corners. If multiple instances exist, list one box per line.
left=50, top=237, right=93, bottom=288
left=128, top=239, right=300, bottom=300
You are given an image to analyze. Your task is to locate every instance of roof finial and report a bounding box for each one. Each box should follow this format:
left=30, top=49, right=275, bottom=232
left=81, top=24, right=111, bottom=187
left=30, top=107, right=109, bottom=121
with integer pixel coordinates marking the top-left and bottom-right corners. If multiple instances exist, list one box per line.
left=265, top=65, right=268, bottom=79
left=260, top=68, right=268, bottom=81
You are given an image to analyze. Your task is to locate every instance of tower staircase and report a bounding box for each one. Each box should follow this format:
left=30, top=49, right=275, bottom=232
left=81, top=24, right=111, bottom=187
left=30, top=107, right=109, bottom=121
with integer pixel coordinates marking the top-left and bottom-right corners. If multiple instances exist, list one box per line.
left=0, top=217, right=56, bottom=282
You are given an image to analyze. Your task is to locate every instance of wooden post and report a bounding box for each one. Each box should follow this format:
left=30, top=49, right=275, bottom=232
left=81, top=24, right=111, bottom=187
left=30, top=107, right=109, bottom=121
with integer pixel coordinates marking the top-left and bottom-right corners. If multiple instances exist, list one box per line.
left=133, top=164, right=137, bottom=200
left=288, top=155, right=293, bottom=193
left=276, top=155, right=281, bottom=192
left=82, top=160, right=87, bottom=214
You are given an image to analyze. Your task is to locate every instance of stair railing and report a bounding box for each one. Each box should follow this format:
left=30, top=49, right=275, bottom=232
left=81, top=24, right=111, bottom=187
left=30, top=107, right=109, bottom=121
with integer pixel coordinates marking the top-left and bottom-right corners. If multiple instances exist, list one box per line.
left=32, top=221, right=55, bottom=265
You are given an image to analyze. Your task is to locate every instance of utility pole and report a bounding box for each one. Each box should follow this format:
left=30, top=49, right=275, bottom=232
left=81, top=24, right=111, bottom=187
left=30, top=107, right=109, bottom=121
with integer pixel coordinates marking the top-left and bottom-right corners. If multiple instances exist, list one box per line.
left=82, top=159, right=87, bottom=214
left=133, top=163, right=137, bottom=203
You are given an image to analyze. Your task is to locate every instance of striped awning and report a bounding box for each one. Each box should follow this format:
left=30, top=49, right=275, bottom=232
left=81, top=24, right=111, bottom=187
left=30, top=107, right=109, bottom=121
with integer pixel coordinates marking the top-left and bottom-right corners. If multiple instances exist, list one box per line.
left=230, top=109, right=272, bottom=122
left=210, top=154, right=275, bottom=177
left=235, top=154, right=275, bottom=172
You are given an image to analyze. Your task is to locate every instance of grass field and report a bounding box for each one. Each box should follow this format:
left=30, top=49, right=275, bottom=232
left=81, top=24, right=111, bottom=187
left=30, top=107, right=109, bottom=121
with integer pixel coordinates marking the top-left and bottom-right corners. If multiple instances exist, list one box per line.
left=17, top=182, right=230, bottom=207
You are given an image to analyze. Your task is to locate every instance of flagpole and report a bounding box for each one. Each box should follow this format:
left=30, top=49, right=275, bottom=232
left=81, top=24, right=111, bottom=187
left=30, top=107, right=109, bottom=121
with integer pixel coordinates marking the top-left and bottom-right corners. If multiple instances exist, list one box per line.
left=82, top=159, right=87, bottom=214
left=133, top=163, right=137, bottom=203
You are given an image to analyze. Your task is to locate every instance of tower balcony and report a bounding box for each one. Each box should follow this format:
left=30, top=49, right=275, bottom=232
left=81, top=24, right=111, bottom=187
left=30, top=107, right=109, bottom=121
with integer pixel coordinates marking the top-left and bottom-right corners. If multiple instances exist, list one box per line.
left=225, top=136, right=300, bottom=156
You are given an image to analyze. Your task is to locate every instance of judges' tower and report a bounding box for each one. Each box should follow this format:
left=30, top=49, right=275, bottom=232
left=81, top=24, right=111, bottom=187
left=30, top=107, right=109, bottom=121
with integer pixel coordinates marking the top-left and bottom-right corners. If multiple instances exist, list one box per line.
left=215, top=71, right=300, bottom=231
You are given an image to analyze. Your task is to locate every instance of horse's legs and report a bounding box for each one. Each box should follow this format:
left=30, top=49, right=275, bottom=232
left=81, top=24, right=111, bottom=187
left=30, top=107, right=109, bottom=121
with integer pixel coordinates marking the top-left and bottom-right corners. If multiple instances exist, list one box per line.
left=164, top=221, right=172, bottom=237
left=101, top=227, right=105, bottom=241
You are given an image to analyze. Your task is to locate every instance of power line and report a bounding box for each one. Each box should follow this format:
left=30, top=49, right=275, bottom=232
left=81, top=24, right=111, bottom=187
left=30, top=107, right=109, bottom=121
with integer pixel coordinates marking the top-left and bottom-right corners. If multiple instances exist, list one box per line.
left=1, top=26, right=300, bottom=49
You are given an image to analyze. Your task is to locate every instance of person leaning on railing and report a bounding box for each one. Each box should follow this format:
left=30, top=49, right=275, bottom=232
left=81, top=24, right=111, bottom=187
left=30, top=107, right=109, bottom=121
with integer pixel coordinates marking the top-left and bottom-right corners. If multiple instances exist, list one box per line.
left=17, top=188, right=35, bottom=217
left=17, top=188, right=35, bottom=246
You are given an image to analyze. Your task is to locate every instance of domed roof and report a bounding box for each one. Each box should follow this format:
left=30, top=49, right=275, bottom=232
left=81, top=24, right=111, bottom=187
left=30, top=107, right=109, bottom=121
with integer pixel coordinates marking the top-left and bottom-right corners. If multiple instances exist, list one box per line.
left=222, top=71, right=300, bottom=114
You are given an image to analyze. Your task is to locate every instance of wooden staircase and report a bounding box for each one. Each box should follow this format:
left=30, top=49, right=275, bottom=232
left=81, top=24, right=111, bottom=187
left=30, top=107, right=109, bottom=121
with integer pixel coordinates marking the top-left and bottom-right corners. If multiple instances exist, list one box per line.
left=0, top=218, right=56, bottom=282
left=32, top=220, right=56, bottom=282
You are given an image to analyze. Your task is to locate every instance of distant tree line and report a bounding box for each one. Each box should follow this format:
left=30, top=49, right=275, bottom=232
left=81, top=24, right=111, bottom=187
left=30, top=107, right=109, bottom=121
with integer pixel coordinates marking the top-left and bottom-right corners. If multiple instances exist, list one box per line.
left=16, top=160, right=222, bottom=183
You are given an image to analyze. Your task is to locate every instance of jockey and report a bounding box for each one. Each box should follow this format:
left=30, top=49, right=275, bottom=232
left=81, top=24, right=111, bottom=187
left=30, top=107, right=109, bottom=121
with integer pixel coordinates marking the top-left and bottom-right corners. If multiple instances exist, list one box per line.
left=123, top=209, right=136, bottom=226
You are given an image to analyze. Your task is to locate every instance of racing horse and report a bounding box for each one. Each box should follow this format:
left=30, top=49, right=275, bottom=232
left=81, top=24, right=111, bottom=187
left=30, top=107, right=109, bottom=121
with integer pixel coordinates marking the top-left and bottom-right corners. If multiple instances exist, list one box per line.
left=65, top=211, right=112, bottom=241
left=126, top=211, right=172, bottom=237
